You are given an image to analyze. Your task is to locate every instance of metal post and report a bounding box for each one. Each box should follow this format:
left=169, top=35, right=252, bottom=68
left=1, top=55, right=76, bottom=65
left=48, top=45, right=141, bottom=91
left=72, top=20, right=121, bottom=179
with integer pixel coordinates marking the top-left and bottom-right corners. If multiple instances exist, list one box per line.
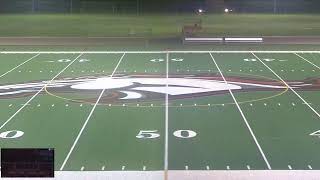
left=136, top=0, right=139, bottom=15
left=32, top=0, right=35, bottom=13
left=273, top=0, right=277, bottom=14
left=70, top=0, right=73, bottom=13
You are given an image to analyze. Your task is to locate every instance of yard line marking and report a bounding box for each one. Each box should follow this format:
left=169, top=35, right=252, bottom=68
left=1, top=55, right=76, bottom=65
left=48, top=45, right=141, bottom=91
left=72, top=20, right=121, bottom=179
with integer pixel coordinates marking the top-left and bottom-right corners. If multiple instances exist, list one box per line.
left=253, top=53, right=320, bottom=120
left=60, top=53, right=125, bottom=170
left=0, top=53, right=39, bottom=79
left=210, top=53, right=272, bottom=170
left=0, top=53, right=83, bottom=131
left=295, top=53, right=320, bottom=70
left=308, top=165, right=313, bottom=170
left=3, top=50, right=320, bottom=54
left=164, top=52, right=169, bottom=180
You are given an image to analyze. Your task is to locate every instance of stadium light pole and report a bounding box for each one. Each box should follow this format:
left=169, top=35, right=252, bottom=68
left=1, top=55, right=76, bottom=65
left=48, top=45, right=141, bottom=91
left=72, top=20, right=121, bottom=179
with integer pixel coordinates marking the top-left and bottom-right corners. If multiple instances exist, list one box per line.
left=273, top=0, right=277, bottom=14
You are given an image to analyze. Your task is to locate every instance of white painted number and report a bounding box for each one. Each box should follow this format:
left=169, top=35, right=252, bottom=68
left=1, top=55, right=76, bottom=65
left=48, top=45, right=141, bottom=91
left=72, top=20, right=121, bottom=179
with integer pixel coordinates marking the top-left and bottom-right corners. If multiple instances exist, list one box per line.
left=136, top=129, right=197, bottom=139
left=79, top=59, right=90, bottom=62
left=244, top=58, right=276, bottom=62
left=244, top=58, right=257, bottom=62
left=57, top=59, right=90, bottom=63
left=0, top=130, right=24, bottom=139
left=173, top=130, right=197, bottom=138
left=263, top=58, right=275, bottom=62
left=150, top=58, right=183, bottom=62
left=310, top=130, right=320, bottom=137
left=58, top=59, right=71, bottom=63
left=171, top=58, right=184, bottom=62
left=136, top=130, right=160, bottom=139
left=150, top=59, right=164, bottom=62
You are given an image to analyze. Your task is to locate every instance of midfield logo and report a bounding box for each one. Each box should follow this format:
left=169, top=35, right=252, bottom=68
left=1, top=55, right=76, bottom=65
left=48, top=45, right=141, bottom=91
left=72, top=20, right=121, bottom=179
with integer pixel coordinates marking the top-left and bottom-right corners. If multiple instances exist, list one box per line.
left=0, top=74, right=318, bottom=104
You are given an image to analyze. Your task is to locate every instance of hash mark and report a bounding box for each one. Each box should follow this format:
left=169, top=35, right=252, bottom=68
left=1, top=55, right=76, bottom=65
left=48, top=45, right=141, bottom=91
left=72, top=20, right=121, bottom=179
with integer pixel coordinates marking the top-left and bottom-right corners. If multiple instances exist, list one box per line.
left=247, top=165, right=251, bottom=170
left=9, top=104, right=12, bottom=107
left=122, top=166, right=125, bottom=170
left=81, top=166, right=84, bottom=171
left=308, top=165, right=313, bottom=170
left=143, top=166, right=146, bottom=171
left=206, top=165, right=210, bottom=170
left=227, top=166, right=230, bottom=170
left=101, top=166, right=105, bottom=170
left=185, top=166, right=188, bottom=170
left=288, top=165, right=292, bottom=170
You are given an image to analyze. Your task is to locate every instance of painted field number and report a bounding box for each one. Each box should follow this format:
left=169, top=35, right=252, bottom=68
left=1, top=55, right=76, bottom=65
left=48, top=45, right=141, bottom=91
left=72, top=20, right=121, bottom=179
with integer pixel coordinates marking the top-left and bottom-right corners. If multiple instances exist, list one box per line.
left=173, top=130, right=197, bottom=138
left=0, top=130, right=24, bottom=139
left=136, top=130, right=160, bottom=139
left=310, top=130, right=320, bottom=137
left=136, top=130, right=197, bottom=139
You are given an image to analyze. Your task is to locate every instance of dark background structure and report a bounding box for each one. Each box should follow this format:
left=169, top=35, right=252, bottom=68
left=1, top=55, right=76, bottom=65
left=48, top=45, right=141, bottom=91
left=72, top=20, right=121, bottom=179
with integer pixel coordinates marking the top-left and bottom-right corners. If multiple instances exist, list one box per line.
left=0, top=0, right=320, bottom=14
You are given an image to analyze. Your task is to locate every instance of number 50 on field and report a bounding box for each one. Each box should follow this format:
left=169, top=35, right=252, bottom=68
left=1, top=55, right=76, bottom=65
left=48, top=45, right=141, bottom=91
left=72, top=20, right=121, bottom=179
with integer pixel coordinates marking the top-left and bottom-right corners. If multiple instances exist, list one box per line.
left=136, top=130, right=197, bottom=139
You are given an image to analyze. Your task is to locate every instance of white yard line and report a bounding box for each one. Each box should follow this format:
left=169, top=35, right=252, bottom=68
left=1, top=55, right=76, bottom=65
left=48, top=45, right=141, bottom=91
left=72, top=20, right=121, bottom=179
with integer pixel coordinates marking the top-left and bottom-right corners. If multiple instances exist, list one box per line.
left=294, top=53, right=320, bottom=70
left=164, top=52, right=169, bottom=178
left=252, top=53, right=320, bottom=119
left=60, top=53, right=126, bottom=170
left=0, top=53, right=83, bottom=130
left=2, top=50, right=320, bottom=54
left=209, top=53, right=272, bottom=170
left=0, top=53, right=40, bottom=79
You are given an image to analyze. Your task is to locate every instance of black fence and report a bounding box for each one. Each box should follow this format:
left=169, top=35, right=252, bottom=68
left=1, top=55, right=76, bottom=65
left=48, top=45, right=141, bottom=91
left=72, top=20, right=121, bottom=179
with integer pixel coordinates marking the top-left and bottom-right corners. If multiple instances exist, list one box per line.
left=0, top=0, right=320, bottom=14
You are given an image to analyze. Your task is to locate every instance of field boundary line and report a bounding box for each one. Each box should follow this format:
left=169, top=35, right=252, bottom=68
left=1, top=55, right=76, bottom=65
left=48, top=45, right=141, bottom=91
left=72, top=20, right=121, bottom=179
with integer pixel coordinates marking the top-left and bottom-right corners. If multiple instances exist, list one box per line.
left=294, top=53, right=320, bottom=70
left=209, top=53, right=272, bottom=170
left=60, top=53, right=126, bottom=170
left=252, top=52, right=320, bottom=119
left=2, top=51, right=320, bottom=54
left=164, top=52, right=169, bottom=180
left=0, top=53, right=83, bottom=130
left=0, top=53, right=40, bottom=79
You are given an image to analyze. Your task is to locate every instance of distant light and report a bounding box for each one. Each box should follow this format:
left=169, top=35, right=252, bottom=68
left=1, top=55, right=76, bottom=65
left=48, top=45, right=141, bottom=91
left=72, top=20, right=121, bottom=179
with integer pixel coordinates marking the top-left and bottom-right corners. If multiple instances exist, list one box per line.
left=224, top=8, right=229, bottom=13
left=198, top=9, right=203, bottom=13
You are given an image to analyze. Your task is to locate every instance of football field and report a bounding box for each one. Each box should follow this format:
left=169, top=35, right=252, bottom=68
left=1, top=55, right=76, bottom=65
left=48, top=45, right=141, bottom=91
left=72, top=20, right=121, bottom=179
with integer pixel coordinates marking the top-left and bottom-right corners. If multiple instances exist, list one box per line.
left=1, top=50, right=320, bottom=177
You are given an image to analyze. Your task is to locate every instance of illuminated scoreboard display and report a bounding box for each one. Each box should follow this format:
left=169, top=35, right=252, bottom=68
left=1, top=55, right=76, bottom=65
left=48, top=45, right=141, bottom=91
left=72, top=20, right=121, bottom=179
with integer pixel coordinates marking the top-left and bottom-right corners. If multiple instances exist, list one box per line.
left=1, top=148, right=54, bottom=177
